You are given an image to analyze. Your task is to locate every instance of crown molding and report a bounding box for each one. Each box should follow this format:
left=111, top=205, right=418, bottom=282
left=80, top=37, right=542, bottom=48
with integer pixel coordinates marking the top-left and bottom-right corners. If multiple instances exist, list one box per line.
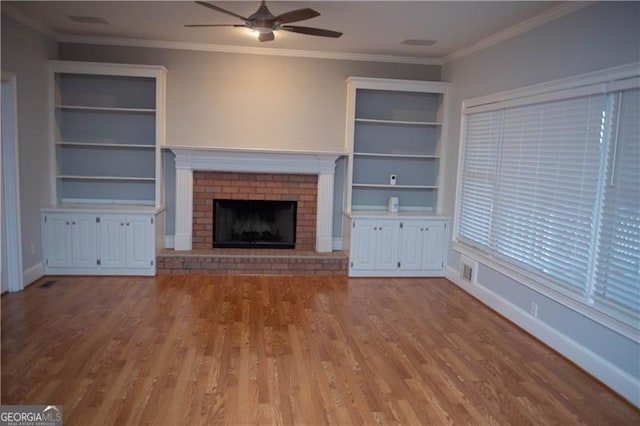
left=1, top=3, right=57, bottom=38
left=443, top=1, right=593, bottom=64
left=57, top=35, right=444, bottom=66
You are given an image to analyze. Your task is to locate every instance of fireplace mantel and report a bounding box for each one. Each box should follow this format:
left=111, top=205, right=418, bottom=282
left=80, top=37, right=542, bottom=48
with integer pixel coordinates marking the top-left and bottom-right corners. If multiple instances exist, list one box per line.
left=167, top=146, right=343, bottom=252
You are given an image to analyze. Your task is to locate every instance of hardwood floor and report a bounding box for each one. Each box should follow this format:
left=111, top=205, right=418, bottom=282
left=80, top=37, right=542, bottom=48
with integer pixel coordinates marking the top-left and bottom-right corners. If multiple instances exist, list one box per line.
left=2, top=275, right=638, bottom=425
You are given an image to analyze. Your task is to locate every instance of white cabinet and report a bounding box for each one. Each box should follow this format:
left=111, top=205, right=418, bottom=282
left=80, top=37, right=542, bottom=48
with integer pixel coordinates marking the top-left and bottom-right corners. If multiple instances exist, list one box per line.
left=98, top=214, right=154, bottom=269
left=350, top=219, right=401, bottom=271
left=42, top=207, right=160, bottom=276
left=399, top=219, right=448, bottom=273
left=346, top=213, right=449, bottom=277
left=43, top=213, right=98, bottom=269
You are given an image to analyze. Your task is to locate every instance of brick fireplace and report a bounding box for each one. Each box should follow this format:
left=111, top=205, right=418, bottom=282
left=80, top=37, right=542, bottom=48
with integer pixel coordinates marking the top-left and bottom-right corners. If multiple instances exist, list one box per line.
left=170, top=147, right=341, bottom=253
left=192, top=171, right=317, bottom=250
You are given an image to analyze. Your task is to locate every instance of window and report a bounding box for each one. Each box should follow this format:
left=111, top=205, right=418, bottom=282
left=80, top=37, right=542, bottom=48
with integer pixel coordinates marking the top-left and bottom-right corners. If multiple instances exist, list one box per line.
left=593, top=89, right=640, bottom=324
left=456, top=67, right=639, bottom=329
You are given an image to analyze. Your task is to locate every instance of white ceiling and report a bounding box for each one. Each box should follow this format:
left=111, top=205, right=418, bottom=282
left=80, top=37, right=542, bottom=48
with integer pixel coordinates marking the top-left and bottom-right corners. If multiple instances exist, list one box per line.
left=5, top=1, right=572, bottom=63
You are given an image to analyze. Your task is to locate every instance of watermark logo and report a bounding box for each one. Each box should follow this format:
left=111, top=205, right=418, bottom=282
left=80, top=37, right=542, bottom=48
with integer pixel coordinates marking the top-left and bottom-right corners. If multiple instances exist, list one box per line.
left=0, top=405, right=62, bottom=426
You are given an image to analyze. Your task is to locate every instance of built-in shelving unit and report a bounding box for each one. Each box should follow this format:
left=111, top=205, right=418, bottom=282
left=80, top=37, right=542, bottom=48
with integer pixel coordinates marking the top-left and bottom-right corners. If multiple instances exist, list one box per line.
left=50, top=61, right=167, bottom=208
left=342, top=77, right=451, bottom=277
left=344, top=77, right=449, bottom=214
left=44, top=61, right=167, bottom=276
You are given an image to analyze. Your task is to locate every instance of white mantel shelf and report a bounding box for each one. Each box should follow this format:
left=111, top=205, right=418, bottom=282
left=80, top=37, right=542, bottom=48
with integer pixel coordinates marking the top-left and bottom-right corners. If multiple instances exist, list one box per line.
left=167, top=146, right=344, bottom=253
left=166, top=145, right=344, bottom=174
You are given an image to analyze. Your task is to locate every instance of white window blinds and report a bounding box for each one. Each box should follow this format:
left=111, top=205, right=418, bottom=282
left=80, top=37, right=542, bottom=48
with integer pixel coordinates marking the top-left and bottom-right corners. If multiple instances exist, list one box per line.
left=456, top=74, right=640, bottom=329
left=594, top=88, right=640, bottom=322
left=457, top=111, right=500, bottom=249
left=494, top=95, right=605, bottom=296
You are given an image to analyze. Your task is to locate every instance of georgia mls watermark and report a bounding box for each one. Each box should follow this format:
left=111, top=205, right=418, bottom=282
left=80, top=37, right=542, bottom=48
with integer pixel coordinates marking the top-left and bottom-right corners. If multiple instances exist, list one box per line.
left=0, top=405, right=62, bottom=426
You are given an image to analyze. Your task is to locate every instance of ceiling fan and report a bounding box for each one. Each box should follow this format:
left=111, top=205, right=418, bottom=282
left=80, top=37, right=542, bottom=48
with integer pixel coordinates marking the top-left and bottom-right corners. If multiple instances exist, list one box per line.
left=185, top=1, right=343, bottom=42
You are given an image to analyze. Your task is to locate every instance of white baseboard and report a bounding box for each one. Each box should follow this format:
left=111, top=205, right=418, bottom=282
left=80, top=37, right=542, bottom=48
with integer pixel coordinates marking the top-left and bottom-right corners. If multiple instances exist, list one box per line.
left=445, top=265, right=640, bottom=408
left=332, top=238, right=343, bottom=251
left=23, top=262, right=44, bottom=288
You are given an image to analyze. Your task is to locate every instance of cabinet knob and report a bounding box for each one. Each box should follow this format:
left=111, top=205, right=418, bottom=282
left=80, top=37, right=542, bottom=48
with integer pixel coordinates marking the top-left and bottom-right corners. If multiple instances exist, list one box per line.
left=120, top=223, right=124, bottom=226
left=420, top=228, right=424, bottom=231
left=426, top=227, right=429, bottom=231
left=374, top=227, right=377, bottom=231
left=66, top=222, right=70, bottom=225
left=72, top=221, right=76, bottom=225
left=126, top=223, right=130, bottom=226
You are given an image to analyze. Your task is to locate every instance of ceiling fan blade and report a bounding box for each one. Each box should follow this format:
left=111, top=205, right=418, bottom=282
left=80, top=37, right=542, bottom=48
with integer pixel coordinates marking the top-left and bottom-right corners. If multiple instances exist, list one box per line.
left=275, top=8, right=320, bottom=24
left=281, top=26, right=342, bottom=38
left=195, top=1, right=248, bottom=21
left=258, top=31, right=275, bottom=42
left=184, top=24, right=243, bottom=27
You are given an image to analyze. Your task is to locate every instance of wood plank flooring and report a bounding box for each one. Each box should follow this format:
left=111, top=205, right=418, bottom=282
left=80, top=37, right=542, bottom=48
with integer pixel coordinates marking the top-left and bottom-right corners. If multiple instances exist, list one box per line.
left=2, top=275, right=638, bottom=425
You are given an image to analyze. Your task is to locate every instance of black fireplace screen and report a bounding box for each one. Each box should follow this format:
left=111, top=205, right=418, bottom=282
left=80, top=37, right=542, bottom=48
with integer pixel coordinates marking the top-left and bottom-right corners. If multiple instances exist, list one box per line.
left=213, top=199, right=297, bottom=249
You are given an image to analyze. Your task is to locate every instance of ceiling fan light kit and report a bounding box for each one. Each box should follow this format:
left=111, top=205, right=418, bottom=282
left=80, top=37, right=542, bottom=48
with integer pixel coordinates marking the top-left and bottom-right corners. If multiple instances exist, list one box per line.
left=186, top=1, right=343, bottom=42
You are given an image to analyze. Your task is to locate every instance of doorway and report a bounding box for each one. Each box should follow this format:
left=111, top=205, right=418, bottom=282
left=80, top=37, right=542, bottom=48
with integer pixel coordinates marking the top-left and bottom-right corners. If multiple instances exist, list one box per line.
left=1, top=71, right=24, bottom=293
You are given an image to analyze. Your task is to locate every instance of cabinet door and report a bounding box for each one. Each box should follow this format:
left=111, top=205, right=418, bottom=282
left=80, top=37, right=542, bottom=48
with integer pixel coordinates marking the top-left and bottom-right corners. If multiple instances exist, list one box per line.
left=71, top=214, right=98, bottom=268
left=399, top=220, right=423, bottom=270
left=376, top=222, right=400, bottom=270
left=126, top=215, right=154, bottom=268
left=43, top=214, right=73, bottom=268
left=350, top=220, right=378, bottom=270
left=420, top=221, right=447, bottom=272
left=98, top=215, right=127, bottom=268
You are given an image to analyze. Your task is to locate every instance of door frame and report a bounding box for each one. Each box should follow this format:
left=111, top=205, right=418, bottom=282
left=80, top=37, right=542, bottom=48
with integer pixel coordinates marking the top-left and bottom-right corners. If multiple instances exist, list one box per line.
left=1, top=70, right=24, bottom=292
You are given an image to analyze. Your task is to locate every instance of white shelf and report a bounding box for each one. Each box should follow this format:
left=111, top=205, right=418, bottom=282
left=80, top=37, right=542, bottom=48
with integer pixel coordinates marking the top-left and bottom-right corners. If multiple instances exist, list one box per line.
left=42, top=204, right=160, bottom=213
left=343, top=206, right=439, bottom=218
left=55, top=104, right=155, bottom=113
left=354, top=152, right=439, bottom=159
left=57, top=175, right=156, bottom=182
left=355, top=118, right=441, bottom=126
left=56, top=141, right=155, bottom=149
left=353, top=183, right=437, bottom=189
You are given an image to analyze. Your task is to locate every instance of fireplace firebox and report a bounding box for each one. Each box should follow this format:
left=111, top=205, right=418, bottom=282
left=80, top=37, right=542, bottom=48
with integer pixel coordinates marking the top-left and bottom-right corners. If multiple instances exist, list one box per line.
left=213, top=199, right=297, bottom=249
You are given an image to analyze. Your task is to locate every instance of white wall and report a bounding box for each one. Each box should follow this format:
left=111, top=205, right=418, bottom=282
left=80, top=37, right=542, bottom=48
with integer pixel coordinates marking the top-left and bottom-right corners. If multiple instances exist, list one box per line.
left=442, top=2, right=640, bottom=405
left=1, top=14, right=57, bottom=285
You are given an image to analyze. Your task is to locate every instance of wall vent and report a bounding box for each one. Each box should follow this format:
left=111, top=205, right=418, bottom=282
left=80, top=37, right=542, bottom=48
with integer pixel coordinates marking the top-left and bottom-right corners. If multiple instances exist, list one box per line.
left=460, top=256, right=478, bottom=283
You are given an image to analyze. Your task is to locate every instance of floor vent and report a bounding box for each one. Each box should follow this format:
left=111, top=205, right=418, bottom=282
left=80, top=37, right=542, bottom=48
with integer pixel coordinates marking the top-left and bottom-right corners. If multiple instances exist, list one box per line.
left=460, top=256, right=477, bottom=283
left=39, top=280, right=57, bottom=288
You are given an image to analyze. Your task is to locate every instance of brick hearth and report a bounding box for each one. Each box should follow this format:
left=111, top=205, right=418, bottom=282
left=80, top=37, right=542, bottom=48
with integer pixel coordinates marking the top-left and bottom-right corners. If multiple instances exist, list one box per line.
left=156, top=249, right=348, bottom=275
left=192, top=171, right=317, bottom=250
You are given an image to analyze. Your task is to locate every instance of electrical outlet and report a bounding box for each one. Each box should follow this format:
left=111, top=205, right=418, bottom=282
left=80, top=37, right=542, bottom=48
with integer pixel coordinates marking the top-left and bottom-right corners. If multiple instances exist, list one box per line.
left=530, top=302, right=538, bottom=318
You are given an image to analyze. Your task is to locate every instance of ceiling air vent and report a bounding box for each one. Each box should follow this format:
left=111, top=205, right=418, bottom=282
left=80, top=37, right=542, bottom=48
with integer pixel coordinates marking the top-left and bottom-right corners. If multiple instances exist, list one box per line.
left=68, top=16, right=109, bottom=24
left=401, top=39, right=436, bottom=47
